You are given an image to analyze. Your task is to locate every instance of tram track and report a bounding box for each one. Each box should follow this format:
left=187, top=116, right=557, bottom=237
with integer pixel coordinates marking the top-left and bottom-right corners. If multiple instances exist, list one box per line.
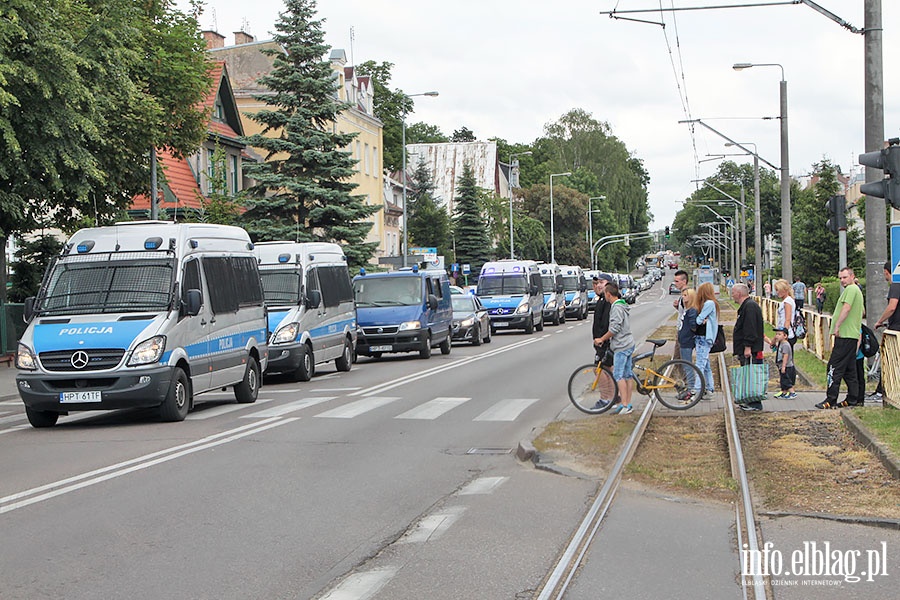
left=535, top=352, right=771, bottom=600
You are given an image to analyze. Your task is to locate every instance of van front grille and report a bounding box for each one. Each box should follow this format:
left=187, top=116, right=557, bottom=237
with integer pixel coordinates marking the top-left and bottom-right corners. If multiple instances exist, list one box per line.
left=40, top=349, right=126, bottom=372
left=362, top=326, right=399, bottom=335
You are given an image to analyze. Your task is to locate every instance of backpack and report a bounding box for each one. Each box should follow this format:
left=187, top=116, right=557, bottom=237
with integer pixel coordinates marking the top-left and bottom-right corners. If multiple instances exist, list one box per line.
left=792, top=307, right=807, bottom=339
left=860, top=324, right=880, bottom=358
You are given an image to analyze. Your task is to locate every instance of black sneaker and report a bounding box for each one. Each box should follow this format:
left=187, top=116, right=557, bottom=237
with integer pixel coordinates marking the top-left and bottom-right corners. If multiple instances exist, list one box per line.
left=739, top=404, right=762, bottom=412
left=815, top=400, right=837, bottom=409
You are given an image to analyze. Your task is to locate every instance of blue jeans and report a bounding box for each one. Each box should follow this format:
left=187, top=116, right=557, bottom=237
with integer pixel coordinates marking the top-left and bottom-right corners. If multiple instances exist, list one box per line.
left=612, top=347, right=635, bottom=381
left=694, top=336, right=714, bottom=393
left=679, top=346, right=695, bottom=388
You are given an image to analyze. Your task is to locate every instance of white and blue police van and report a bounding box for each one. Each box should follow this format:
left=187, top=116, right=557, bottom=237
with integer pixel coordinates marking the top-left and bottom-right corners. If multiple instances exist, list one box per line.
left=15, top=222, right=268, bottom=427
left=560, top=265, right=588, bottom=320
left=256, top=241, right=356, bottom=381
left=476, top=260, right=544, bottom=334
left=538, top=263, right=566, bottom=325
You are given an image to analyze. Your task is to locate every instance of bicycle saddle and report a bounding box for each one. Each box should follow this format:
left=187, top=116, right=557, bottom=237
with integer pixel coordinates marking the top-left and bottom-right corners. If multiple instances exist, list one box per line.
left=646, top=339, right=667, bottom=347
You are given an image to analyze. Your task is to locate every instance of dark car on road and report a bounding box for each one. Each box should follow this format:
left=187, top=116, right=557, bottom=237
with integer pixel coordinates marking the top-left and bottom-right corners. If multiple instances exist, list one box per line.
left=451, top=294, right=491, bottom=346
left=669, top=282, right=680, bottom=294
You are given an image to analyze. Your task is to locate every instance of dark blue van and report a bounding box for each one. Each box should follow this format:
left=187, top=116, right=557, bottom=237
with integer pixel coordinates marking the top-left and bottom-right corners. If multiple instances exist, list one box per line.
left=352, top=267, right=453, bottom=359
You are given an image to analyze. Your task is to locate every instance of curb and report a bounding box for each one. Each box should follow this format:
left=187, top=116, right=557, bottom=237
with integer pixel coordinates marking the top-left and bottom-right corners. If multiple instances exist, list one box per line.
left=759, top=510, right=900, bottom=531
left=841, top=410, right=900, bottom=480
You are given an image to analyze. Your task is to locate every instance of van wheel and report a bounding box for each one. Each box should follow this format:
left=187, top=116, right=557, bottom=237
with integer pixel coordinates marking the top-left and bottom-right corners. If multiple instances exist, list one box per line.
left=419, top=332, right=432, bottom=359
left=552, top=312, right=560, bottom=326
left=472, top=325, right=482, bottom=346
left=536, top=314, right=544, bottom=331
left=25, top=407, right=59, bottom=428
left=483, top=327, right=492, bottom=344
left=235, top=356, right=260, bottom=404
left=440, top=335, right=451, bottom=354
left=160, top=368, right=190, bottom=422
left=292, top=344, right=314, bottom=382
left=524, top=314, right=534, bottom=334
left=335, top=338, right=353, bottom=372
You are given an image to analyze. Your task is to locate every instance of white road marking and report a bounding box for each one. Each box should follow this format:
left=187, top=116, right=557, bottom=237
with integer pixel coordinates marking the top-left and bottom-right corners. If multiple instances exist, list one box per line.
left=310, top=387, right=361, bottom=392
left=319, top=567, right=398, bottom=600
left=0, top=417, right=296, bottom=515
left=396, top=506, right=466, bottom=544
left=242, top=397, right=335, bottom=418
left=185, top=398, right=273, bottom=420
left=0, top=400, right=22, bottom=406
left=458, top=476, right=509, bottom=495
left=473, top=398, right=540, bottom=421
left=395, top=397, right=469, bottom=420
left=0, top=424, right=28, bottom=435
left=315, top=397, right=401, bottom=419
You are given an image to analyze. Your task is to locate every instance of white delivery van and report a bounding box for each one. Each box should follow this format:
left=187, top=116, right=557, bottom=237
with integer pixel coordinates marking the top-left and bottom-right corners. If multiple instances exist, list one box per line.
left=15, top=222, right=268, bottom=427
left=476, top=260, right=544, bottom=334
left=256, top=241, right=356, bottom=380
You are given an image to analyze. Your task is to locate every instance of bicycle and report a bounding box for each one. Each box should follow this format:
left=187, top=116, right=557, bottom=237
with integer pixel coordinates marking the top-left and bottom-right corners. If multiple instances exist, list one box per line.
left=567, top=339, right=706, bottom=413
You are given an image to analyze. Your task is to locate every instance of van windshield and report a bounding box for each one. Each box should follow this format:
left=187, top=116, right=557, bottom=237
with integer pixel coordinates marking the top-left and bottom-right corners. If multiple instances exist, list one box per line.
left=477, top=275, right=527, bottom=296
left=353, top=277, right=422, bottom=307
left=541, top=276, right=555, bottom=291
left=562, top=276, right=580, bottom=291
left=259, top=269, right=302, bottom=305
left=36, top=253, right=175, bottom=315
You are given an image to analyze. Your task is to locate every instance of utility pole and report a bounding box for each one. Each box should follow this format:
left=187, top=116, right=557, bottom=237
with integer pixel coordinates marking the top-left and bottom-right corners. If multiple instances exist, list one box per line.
left=864, top=0, right=886, bottom=327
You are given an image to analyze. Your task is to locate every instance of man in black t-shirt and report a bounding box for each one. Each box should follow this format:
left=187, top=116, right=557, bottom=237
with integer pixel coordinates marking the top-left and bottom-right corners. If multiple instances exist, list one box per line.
left=871, top=261, right=900, bottom=400
left=592, top=273, right=612, bottom=364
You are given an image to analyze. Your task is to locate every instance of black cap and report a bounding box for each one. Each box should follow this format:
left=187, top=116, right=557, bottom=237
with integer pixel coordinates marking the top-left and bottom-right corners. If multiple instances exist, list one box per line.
left=594, top=272, right=612, bottom=282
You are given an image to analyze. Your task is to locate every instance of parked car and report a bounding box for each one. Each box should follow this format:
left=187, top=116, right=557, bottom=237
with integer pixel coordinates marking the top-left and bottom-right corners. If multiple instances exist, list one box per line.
left=669, top=282, right=680, bottom=294
left=450, top=294, right=492, bottom=345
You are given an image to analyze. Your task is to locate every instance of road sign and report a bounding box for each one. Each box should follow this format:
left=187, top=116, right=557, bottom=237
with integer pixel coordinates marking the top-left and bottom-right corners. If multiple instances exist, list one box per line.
left=462, top=264, right=471, bottom=275
left=892, top=225, right=900, bottom=283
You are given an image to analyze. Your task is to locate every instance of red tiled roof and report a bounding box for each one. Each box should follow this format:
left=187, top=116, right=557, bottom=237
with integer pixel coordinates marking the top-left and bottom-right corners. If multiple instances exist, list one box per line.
left=132, top=151, right=203, bottom=211
left=208, top=120, right=240, bottom=141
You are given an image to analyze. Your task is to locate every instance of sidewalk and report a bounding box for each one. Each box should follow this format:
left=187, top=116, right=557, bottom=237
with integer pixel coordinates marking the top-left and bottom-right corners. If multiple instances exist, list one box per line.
left=0, top=363, right=17, bottom=401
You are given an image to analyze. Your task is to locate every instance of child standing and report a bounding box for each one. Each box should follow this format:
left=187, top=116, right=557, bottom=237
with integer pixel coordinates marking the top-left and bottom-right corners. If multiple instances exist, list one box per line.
left=765, top=327, right=796, bottom=398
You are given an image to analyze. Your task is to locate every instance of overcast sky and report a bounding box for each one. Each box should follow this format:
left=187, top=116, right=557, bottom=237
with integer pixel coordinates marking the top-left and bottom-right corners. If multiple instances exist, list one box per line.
left=190, top=0, right=899, bottom=229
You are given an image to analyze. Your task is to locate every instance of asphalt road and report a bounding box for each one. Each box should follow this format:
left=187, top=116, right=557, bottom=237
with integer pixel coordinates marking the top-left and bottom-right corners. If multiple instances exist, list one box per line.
left=0, top=277, right=702, bottom=599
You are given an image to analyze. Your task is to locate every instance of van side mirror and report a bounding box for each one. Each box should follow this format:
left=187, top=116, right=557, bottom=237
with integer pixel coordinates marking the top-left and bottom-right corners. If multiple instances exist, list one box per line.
left=24, top=297, right=35, bottom=321
left=184, top=289, right=202, bottom=316
left=306, top=289, right=322, bottom=309
left=555, top=283, right=564, bottom=294
left=579, top=282, right=587, bottom=292
left=427, top=294, right=438, bottom=310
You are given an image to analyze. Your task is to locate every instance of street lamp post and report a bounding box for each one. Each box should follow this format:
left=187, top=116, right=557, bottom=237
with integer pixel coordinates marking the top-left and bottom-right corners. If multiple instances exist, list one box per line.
left=549, top=172, right=572, bottom=264
left=733, top=62, right=791, bottom=282
left=508, top=151, right=532, bottom=259
left=401, top=91, right=439, bottom=267
left=587, top=196, right=606, bottom=270
left=722, top=141, right=762, bottom=294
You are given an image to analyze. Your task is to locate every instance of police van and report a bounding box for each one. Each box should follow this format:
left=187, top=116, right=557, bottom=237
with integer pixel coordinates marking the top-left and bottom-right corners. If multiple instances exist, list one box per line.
left=538, top=263, right=566, bottom=325
left=560, top=265, right=588, bottom=319
left=15, top=222, right=268, bottom=427
left=476, top=260, right=544, bottom=334
left=256, top=241, right=356, bottom=381
left=353, top=266, right=453, bottom=359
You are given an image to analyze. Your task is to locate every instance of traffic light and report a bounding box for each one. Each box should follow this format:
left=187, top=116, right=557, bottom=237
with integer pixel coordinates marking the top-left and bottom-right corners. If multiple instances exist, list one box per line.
left=825, top=195, right=846, bottom=235
left=859, top=139, right=900, bottom=208
left=664, top=226, right=670, bottom=239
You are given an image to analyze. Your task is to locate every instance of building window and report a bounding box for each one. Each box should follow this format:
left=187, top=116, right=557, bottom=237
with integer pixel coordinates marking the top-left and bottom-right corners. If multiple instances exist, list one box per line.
left=364, top=143, right=369, bottom=175
left=206, top=148, right=215, bottom=194
left=231, top=155, right=239, bottom=194
left=372, top=146, right=378, bottom=176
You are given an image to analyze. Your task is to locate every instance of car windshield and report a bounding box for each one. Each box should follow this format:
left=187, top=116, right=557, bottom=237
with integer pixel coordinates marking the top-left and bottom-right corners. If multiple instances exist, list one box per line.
left=259, top=268, right=302, bottom=305
left=476, top=275, right=527, bottom=296
left=541, top=276, right=555, bottom=291
left=451, top=296, right=476, bottom=312
left=353, top=277, right=422, bottom=307
left=562, top=276, right=579, bottom=291
left=36, top=252, right=175, bottom=315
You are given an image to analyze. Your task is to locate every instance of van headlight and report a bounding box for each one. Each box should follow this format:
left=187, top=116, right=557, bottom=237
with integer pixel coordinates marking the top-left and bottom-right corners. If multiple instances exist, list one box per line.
left=571, top=297, right=582, bottom=306
left=128, top=336, right=166, bottom=366
left=16, top=343, right=36, bottom=370
left=272, top=322, right=300, bottom=344
left=545, top=299, right=557, bottom=310
left=399, top=321, right=421, bottom=331
left=515, top=302, right=530, bottom=314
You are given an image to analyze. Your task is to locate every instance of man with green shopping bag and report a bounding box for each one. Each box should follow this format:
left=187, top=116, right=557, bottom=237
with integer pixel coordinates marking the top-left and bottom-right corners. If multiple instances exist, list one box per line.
left=731, top=283, right=766, bottom=411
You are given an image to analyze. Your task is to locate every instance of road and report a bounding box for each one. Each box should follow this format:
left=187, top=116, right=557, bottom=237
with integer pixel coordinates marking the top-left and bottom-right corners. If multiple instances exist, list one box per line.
left=0, top=281, right=677, bottom=600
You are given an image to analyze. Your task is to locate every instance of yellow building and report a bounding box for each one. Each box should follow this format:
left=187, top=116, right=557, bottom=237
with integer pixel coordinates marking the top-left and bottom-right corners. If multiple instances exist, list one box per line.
left=207, top=32, right=387, bottom=259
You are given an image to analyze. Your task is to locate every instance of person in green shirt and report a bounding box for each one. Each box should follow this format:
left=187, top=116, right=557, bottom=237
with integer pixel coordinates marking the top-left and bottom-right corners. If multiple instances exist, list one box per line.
left=816, top=267, right=865, bottom=409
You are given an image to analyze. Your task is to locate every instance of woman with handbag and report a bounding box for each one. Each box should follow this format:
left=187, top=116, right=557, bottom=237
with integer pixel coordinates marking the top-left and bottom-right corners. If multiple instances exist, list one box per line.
left=693, top=282, right=719, bottom=400
left=774, top=279, right=797, bottom=349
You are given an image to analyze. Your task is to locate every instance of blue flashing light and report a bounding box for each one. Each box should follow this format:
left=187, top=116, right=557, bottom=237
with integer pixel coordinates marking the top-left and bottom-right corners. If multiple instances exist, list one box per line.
left=412, top=264, right=419, bottom=273
left=189, top=240, right=199, bottom=249
left=359, top=267, right=366, bottom=276
left=512, top=266, right=522, bottom=272
left=76, top=241, right=94, bottom=253
left=278, top=253, right=290, bottom=263
left=144, top=237, right=163, bottom=250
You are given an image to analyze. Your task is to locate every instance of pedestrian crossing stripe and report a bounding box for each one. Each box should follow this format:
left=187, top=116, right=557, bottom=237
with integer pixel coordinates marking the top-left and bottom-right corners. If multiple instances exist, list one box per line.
left=395, top=397, right=470, bottom=420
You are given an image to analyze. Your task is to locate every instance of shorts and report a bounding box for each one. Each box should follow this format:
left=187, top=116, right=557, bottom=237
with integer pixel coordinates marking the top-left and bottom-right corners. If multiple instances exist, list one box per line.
left=612, top=347, right=635, bottom=381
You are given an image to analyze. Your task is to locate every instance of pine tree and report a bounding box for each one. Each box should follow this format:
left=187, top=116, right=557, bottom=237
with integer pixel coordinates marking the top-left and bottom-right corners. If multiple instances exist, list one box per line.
left=239, top=0, right=379, bottom=268
left=407, top=157, right=451, bottom=257
left=452, top=163, right=492, bottom=274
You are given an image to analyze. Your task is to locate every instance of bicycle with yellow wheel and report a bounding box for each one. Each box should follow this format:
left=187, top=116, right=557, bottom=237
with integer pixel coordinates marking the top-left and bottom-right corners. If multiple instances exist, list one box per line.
left=567, top=339, right=706, bottom=413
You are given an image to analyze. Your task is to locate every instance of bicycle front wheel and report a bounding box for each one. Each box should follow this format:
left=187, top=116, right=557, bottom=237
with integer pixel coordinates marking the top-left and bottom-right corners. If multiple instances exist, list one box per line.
left=653, top=359, right=705, bottom=410
left=568, top=364, right=618, bottom=414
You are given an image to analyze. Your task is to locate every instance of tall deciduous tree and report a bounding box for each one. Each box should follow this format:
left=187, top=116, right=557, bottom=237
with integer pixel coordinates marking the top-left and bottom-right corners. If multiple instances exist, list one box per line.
left=239, top=0, right=379, bottom=268
left=453, top=163, right=492, bottom=274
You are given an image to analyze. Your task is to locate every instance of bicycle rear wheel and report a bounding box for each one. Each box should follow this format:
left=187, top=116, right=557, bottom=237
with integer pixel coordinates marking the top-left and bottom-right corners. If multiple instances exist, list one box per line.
left=568, top=364, right=618, bottom=414
left=653, top=359, right=705, bottom=410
